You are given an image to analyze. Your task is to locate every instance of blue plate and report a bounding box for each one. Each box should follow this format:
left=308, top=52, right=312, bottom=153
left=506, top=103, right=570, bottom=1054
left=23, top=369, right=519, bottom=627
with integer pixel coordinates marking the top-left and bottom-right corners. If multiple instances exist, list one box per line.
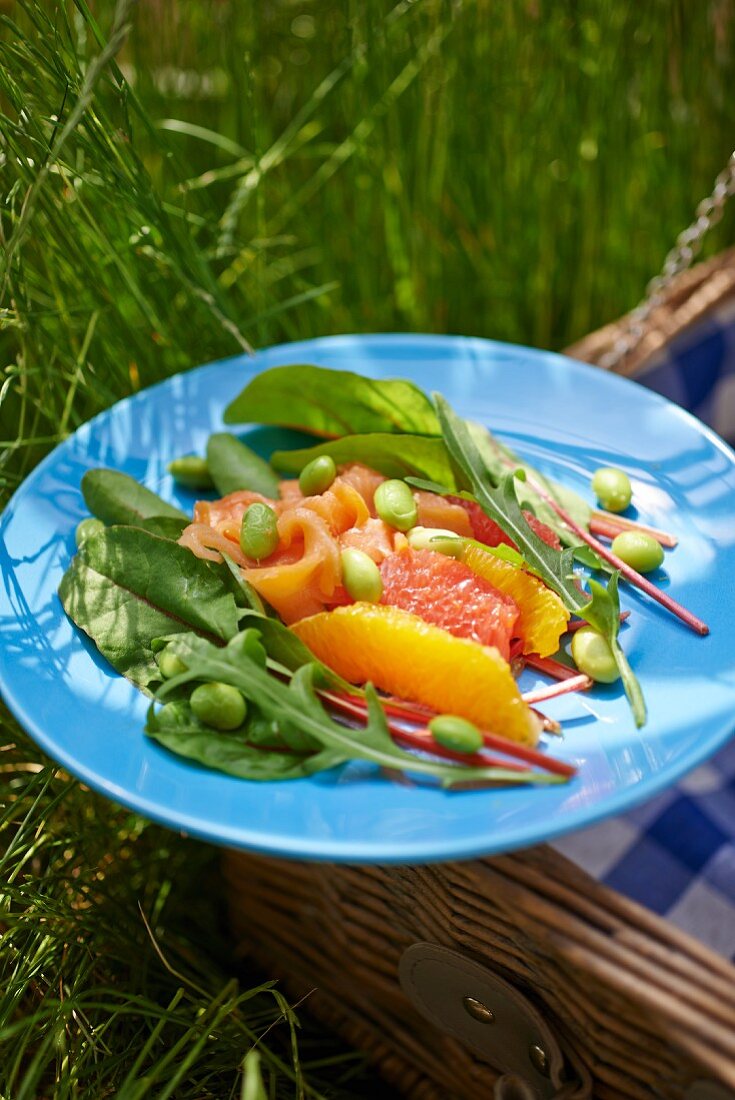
left=2, top=334, right=735, bottom=862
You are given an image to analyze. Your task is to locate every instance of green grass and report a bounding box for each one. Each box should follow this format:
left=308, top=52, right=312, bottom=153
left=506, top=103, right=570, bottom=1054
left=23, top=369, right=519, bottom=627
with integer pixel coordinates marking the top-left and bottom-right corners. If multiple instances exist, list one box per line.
left=1, top=0, right=734, bottom=1094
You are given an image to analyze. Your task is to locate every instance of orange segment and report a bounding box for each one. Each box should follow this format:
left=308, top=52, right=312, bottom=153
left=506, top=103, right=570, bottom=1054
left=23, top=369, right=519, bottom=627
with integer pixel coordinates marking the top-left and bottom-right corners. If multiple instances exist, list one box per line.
left=292, top=603, right=540, bottom=745
left=463, top=544, right=569, bottom=658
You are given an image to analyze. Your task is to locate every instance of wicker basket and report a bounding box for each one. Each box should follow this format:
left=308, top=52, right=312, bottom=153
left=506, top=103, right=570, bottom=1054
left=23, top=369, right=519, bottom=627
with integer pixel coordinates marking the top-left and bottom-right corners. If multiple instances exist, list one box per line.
left=224, top=847, right=735, bottom=1099
left=224, top=256, right=735, bottom=1100
left=566, top=247, right=735, bottom=378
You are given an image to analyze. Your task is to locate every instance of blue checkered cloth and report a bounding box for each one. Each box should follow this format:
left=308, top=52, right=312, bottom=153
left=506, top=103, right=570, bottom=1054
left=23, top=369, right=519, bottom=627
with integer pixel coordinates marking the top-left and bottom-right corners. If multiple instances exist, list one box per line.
left=555, top=302, right=735, bottom=958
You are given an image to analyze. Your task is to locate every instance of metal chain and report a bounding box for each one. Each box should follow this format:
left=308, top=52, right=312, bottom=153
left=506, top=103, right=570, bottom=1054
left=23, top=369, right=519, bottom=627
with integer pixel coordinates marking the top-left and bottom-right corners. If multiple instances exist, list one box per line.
left=599, top=149, right=735, bottom=371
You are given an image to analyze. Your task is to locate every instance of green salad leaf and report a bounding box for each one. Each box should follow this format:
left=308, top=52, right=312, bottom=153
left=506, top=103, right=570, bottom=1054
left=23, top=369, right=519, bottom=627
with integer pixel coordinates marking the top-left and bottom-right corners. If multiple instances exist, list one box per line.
left=156, top=632, right=564, bottom=787
left=435, top=394, right=584, bottom=611
left=206, top=432, right=280, bottom=497
left=467, top=422, right=593, bottom=549
left=134, top=515, right=189, bottom=540
left=271, top=433, right=454, bottom=484
left=82, top=468, right=186, bottom=526
left=59, top=526, right=240, bottom=691
left=435, top=393, right=646, bottom=726
left=581, top=574, right=646, bottom=728
left=223, top=364, right=440, bottom=437
left=147, top=696, right=345, bottom=781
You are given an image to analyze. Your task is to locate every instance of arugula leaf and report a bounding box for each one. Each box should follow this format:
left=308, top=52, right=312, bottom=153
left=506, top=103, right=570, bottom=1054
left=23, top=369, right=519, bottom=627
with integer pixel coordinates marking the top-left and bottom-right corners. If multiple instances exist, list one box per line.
left=572, top=545, right=606, bottom=570
left=160, top=633, right=564, bottom=787
left=271, top=433, right=455, bottom=484
left=206, top=432, right=280, bottom=498
left=223, top=364, right=440, bottom=437
left=435, top=395, right=584, bottom=611
left=436, top=394, right=647, bottom=726
left=581, top=575, right=647, bottom=728
left=58, top=526, right=240, bottom=691
left=466, top=422, right=593, bottom=548
left=82, top=469, right=186, bottom=526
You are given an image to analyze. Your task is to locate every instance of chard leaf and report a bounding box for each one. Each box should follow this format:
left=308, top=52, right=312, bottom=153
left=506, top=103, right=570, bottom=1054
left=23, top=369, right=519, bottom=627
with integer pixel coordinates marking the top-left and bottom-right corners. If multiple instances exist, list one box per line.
left=82, top=468, right=186, bottom=526
left=58, top=526, right=240, bottom=692
left=206, top=432, right=280, bottom=498
left=223, top=364, right=440, bottom=437
left=271, top=433, right=455, bottom=484
left=134, top=515, right=189, bottom=540
left=219, top=551, right=267, bottom=614
left=435, top=395, right=584, bottom=612
left=159, top=633, right=566, bottom=787
left=147, top=699, right=343, bottom=781
left=581, top=575, right=647, bottom=728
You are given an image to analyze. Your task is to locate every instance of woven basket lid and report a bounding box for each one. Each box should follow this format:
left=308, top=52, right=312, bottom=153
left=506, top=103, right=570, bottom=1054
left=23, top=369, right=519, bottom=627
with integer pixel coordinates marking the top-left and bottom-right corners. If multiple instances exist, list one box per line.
left=566, top=248, right=735, bottom=378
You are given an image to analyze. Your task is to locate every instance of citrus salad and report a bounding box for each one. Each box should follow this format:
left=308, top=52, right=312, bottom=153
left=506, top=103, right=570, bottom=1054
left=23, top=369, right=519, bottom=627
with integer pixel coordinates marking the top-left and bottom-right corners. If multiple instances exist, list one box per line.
left=60, top=365, right=708, bottom=789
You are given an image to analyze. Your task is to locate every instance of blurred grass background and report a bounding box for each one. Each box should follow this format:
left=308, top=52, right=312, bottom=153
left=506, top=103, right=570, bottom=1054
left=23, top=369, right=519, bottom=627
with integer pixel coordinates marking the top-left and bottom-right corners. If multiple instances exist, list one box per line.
left=0, top=0, right=733, bottom=1094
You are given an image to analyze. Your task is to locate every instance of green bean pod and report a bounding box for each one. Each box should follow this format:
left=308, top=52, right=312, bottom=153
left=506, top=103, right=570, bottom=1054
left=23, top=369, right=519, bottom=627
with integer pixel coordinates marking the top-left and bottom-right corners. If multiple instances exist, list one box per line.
left=206, top=433, right=280, bottom=497
left=167, top=455, right=214, bottom=489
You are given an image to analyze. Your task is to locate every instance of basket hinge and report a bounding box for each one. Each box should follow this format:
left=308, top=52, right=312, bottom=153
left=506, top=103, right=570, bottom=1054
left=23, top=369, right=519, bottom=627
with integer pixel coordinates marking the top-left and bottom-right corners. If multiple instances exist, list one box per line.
left=398, top=942, right=590, bottom=1099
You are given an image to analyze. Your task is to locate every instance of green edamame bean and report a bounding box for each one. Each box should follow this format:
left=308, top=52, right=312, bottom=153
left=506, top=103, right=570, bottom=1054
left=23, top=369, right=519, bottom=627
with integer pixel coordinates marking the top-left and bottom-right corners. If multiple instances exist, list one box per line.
left=374, top=479, right=418, bottom=532
left=240, top=502, right=279, bottom=561
left=299, top=455, right=337, bottom=496
left=610, top=530, right=664, bottom=573
left=75, top=517, right=104, bottom=548
left=190, top=682, right=247, bottom=731
left=156, top=648, right=187, bottom=680
left=428, top=714, right=483, bottom=754
left=591, top=467, right=632, bottom=513
left=167, top=454, right=214, bottom=489
left=340, top=548, right=383, bottom=603
left=406, top=526, right=465, bottom=559
left=571, top=626, right=620, bottom=684
left=155, top=701, right=188, bottom=729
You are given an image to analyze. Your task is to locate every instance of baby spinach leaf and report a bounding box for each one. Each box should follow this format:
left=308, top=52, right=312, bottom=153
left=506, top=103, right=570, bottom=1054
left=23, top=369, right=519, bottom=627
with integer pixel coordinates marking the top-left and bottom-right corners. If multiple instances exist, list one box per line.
left=59, top=526, right=240, bottom=692
left=271, top=433, right=455, bottom=485
left=82, top=469, right=186, bottom=526
left=581, top=574, right=646, bottom=728
left=134, top=515, right=189, bottom=540
left=223, top=364, right=440, bottom=437
left=147, top=700, right=344, bottom=781
left=159, top=634, right=566, bottom=787
left=206, top=432, right=280, bottom=498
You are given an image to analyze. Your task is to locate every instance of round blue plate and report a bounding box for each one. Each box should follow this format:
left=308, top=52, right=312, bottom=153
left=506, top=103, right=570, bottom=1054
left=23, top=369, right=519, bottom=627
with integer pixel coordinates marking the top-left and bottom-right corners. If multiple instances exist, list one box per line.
left=2, top=334, right=735, bottom=862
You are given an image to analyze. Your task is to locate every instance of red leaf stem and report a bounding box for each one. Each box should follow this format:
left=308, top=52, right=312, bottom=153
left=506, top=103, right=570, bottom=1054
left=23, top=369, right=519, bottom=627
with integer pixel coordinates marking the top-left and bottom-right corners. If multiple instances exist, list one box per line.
left=320, top=690, right=576, bottom=777
left=522, top=674, right=592, bottom=704
left=589, top=517, right=630, bottom=542
left=591, top=510, right=678, bottom=548
left=524, top=654, right=580, bottom=680
left=390, top=727, right=531, bottom=772
left=532, top=709, right=562, bottom=736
